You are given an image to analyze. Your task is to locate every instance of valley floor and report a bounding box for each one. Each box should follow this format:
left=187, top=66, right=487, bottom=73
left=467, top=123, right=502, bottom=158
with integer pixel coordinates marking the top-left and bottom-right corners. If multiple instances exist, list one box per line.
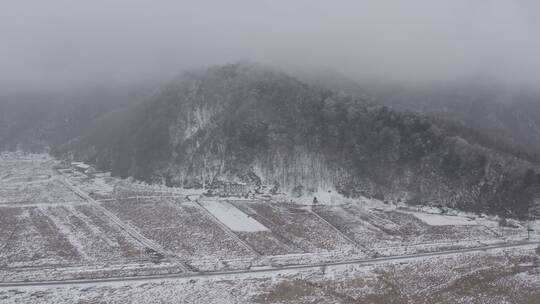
left=0, top=152, right=539, bottom=303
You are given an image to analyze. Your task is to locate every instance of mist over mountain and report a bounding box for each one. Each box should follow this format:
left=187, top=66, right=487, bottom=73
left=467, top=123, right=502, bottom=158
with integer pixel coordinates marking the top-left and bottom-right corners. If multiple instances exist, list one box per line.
left=300, top=69, right=540, bottom=161
left=3, top=3, right=540, bottom=302
left=370, top=84, right=540, bottom=158
left=3, top=1, right=540, bottom=91
left=6, top=63, right=525, bottom=219
left=0, top=85, right=149, bottom=152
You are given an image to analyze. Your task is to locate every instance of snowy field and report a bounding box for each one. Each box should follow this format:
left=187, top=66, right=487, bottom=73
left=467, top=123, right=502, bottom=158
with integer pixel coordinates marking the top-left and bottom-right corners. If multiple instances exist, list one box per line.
left=199, top=200, right=269, bottom=232
left=411, top=212, right=477, bottom=226
left=1, top=246, right=538, bottom=304
left=0, top=152, right=538, bottom=297
left=102, top=198, right=253, bottom=261
left=232, top=200, right=356, bottom=253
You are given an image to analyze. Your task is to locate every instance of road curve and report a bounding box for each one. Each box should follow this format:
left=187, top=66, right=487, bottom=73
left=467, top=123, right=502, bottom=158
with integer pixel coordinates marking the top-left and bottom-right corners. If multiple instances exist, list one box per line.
left=1, top=240, right=538, bottom=288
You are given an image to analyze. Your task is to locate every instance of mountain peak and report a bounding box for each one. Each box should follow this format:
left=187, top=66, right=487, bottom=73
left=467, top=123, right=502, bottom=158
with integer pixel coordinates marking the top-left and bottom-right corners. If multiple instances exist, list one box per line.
left=46, top=64, right=539, bottom=219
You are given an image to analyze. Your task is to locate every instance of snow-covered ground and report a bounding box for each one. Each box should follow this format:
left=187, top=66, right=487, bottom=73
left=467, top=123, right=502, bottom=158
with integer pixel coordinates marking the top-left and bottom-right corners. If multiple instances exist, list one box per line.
left=199, top=200, right=269, bottom=232
left=0, top=151, right=538, bottom=300
left=1, top=246, right=538, bottom=304
left=410, top=212, right=477, bottom=226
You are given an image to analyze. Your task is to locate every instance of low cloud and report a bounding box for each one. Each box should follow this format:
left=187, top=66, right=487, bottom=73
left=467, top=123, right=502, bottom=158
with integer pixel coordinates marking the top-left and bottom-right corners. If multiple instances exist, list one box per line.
left=1, top=0, right=539, bottom=91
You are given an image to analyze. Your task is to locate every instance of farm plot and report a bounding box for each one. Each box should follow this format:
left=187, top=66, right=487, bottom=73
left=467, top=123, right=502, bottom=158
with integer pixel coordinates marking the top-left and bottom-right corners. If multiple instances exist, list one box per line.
left=0, top=204, right=154, bottom=271
left=66, top=175, right=117, bottom=200
left=370, top=210, right=496, bottom=245
left=1, top=174, right=51, bottom=184
left=313, top=204, right=401, bottom=248
left=0, top=179, right=85, bottom=204
left=0, top=154, right=55, bottom=178
left=232, top=201, right=354, bottom=253
left=0, top=207, right=21, bottom=250
left=0, top=206, right=80, bottom=268
left=40, top=205, right=150, bottom=262
left=200, top=200, right=297, bottom=256
left=234, top=231, right=298, bottom=256
left=199, top=201, right=269, bottom=232
left=103, top=186, right=187, bottom=202
left=411, top=212, right=477, bottom=226
left=102, top=198, right=252, bottom=260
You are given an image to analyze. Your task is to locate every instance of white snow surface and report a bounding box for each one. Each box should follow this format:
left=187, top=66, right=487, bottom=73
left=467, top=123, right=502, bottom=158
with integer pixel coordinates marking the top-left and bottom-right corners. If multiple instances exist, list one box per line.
left=293, top=189, right=359, bottom=206
left=200, top=200, right=269, bottom=232
left=411, top=212, right=477, bottom=226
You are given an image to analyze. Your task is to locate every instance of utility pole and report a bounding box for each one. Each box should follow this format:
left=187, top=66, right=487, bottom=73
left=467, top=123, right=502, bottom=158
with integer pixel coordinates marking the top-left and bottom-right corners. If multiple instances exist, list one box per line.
left=526, top=201, right=539, bottom=240
left=527, top=218, right=531, bottom=240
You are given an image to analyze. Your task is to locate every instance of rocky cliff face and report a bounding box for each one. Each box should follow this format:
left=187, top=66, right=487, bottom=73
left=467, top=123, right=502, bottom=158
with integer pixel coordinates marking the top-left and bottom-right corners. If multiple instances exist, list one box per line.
left=52, top=63, right=539, bottom=218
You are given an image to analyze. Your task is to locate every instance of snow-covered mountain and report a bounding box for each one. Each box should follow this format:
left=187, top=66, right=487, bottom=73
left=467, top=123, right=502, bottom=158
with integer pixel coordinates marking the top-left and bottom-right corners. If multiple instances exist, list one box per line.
left=43, top=63, right=538, bottom=218
left=302, top=70, right=540, bottom=160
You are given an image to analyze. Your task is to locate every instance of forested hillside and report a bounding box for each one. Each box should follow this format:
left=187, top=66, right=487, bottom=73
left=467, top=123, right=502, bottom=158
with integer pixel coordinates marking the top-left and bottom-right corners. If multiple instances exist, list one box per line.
left=49, top=63, right=539, bottom=218
left=303, top=71, right=540, bottom=161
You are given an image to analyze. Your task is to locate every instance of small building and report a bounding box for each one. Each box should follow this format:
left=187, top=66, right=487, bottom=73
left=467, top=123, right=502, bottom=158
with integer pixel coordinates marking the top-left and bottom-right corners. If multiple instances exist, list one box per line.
left=221, top=182, right=248, bottom=197
left=71, top=162, right=91, bottom=174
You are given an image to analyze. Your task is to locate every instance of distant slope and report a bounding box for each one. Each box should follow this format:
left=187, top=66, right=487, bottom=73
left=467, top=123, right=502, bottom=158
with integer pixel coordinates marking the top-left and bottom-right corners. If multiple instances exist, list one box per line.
left=0, top=86, right=148, bottom=152
left=52, top=63, right=539, bottom=218
left=371, top=84, right=540, bottom=159
left=302, top=71, right=540, bottom=160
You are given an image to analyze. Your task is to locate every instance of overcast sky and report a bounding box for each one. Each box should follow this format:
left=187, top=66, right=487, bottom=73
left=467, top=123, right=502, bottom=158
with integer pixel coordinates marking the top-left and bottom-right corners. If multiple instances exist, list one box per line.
left=1, top=0, right=539, bottom=91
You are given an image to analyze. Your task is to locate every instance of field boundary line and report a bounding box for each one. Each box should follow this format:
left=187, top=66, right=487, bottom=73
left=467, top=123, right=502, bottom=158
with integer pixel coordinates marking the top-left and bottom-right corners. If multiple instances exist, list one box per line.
left=193, top=200, right=261, bottom=257
left=309, top=207, right=379, bottom=257
left=55, top=173, right=191, bottom=272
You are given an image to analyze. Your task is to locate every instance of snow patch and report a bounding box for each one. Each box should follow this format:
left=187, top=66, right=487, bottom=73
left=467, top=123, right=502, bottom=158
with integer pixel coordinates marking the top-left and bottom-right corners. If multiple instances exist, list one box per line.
left=294, top=189, right=355, bottom=206
left=200, top=200, right=269, bottom=232
left=411, top=212, right=477, bottom=226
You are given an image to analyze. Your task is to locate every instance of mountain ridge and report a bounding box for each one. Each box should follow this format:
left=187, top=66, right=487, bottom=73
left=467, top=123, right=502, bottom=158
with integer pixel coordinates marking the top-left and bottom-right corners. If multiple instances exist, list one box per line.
left=48, top=63, right=539, bottom=218
left=0, top=62, right=538, bottom=218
